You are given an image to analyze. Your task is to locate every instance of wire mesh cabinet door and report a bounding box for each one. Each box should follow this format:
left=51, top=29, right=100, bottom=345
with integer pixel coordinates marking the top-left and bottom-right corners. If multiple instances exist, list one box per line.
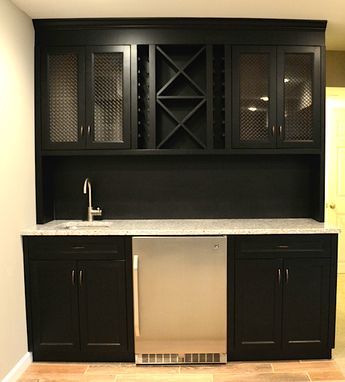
left=41, top=47, right=86, bottom=150
left=86, top=46, right=131, bottom=149
left=277, top=46, right=321, bottom=148
left=232, top=46, right=277, bottom=148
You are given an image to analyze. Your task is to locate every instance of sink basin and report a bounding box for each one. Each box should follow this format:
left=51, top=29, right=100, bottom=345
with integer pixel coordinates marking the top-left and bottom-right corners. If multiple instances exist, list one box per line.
left=56, top=221, right=112, bottom=230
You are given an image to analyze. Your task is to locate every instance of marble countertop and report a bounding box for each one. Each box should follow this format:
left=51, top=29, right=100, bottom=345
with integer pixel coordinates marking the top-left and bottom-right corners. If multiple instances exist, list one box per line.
left=21, top=218, right=340, bottom=236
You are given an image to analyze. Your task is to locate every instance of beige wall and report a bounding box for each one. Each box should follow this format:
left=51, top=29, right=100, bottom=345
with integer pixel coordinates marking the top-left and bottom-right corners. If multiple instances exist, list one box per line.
left=0, top=0, right=35, bottom=379
left=327, top=51, right=345, bottom=87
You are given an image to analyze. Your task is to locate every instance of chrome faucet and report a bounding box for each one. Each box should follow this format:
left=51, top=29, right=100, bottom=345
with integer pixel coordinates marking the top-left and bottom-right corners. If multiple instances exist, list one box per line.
left=83, top=178, right=102, bottom=222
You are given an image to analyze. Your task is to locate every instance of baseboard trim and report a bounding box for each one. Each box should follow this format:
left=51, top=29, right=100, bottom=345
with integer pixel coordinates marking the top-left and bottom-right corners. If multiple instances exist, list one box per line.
left=2, top=352, right=32, bottom=382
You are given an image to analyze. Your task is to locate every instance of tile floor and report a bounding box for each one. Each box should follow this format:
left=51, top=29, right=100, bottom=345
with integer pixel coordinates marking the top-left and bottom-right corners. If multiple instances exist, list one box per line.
left=18, top=275, right=345, bottom=382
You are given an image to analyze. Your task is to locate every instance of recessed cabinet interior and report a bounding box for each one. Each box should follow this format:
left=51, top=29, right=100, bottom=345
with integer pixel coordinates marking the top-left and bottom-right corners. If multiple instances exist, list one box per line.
left=41, top=46, right=131, bottom=150
left=231, top=46, right=320, bottom=148
left=230, top=235, right=337, bottom=360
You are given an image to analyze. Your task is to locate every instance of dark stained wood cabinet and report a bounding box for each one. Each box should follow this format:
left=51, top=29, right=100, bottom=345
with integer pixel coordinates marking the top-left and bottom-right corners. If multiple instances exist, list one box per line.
left=234, top=258, right=282, bottom=353
left=78, top=260, right=129, bottom=354
left=230, top=234, right=337, bottom=360
left=277, top=46, right=321, bottom=148
left=30, top=260, right=80, bottom=356
left=23, top=236, right=134, bottom=361
left=231, top=45, right=321, bottom=149
left=282, top=258, right=330, bottom=354
left=41, top=46, right=131, bottom=150
left=34, top=19, right=327, bottom=224
left=232, top=46, right=277, bottom=148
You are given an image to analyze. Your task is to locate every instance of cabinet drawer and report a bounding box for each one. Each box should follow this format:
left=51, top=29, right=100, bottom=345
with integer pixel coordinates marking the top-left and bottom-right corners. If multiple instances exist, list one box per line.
left=25, top=236, right=126, bottom=260
left=235, top=235, right=331, bottom=257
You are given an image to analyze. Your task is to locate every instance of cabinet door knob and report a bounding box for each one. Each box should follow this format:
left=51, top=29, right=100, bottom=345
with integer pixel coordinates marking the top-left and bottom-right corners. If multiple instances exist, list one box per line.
left=329, top=203, right=336, bottom=209
left=80, top=125, right=84, bottom=136
left=71, top=270, right=76, bottom=286
left=277, top=268, right=281, bottom=285
left=272, top=125, right=276, bottom=136
left=279, top=125, right=283, bottom=136
left=79, top=270, right=83, bottom=286
left=87, top=125, right=91, bottom=135
left=285, top=268, right=289, bottom=284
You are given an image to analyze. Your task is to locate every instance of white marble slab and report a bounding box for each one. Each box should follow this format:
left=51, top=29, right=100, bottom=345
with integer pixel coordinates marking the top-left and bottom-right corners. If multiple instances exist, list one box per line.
left=21, top=218, right=340, bottom=236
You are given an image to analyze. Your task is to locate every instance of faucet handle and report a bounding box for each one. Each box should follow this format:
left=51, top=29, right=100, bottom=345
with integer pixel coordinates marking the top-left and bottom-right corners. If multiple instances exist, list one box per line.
left=93, top=207, right=102, bottom=217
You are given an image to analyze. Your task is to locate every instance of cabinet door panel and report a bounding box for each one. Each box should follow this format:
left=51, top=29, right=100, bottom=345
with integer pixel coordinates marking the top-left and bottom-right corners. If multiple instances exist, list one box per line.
left=234, top=258, right=282, bottom=355
left=30, top=260, right=79, bottom=356
left=232, top=46, right=276, bottom=148
left=277, top=46, right=320, bottom=147
left=78, top=260, right=129, bottom=355
left=41, top=47, right=86, bottom=149
left=86, top=46, right=131, bottom=149
left=282, top=258, right=330, bottom=353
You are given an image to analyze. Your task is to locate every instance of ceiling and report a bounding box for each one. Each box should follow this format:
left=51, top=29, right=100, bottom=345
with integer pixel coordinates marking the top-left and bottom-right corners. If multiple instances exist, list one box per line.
left=10, top=0, right=345, bottom=50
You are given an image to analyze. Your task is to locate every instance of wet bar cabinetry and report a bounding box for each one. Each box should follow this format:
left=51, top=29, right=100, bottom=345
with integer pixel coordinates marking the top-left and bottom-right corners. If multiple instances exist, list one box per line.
left=231, top=46, right=320, bottom=148
left=229, top=234, right=338, bottom=360
left=23, top=230, right=338, bottom=362
left=27, top=18, right=336, bottom=364
left=23, top=236, right=134, bottom=361
left=34, top=19, right=326, bottom=223
left=41, top=46, right=131, bottom=149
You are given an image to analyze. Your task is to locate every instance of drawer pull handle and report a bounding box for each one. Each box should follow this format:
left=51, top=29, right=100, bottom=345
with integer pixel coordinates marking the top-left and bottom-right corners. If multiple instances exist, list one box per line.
left=277, top=245, right=289, bottom=249
left=72, top=246, right=85, bottom=250
left=71, top=270, right=76, bottom=286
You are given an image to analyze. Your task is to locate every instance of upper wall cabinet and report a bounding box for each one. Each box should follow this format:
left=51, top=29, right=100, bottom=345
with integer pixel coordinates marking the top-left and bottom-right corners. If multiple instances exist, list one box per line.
left=41, top=46, right=130, bottom=150
left=231, top=46, right=320, bottom=149
left=35, top=18, right=326, bottom=154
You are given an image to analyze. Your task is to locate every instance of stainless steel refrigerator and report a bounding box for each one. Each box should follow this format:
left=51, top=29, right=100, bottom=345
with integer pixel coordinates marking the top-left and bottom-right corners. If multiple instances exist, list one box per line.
left=132, top=236, right=227, bottom=364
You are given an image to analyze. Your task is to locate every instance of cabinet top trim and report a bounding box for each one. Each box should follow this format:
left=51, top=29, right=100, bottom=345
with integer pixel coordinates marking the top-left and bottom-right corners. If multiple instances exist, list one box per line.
left=33, top=18, right=327, bottom=32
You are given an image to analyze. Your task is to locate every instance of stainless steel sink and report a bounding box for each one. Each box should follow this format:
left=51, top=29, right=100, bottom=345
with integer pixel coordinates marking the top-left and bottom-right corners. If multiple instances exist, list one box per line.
left=56, top=221, right=112, bottom=230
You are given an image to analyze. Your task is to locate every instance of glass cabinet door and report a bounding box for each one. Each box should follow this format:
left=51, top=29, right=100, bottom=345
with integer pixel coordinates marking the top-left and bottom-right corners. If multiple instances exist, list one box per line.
left=277, top=46, right=320, bottom=147
left=232, top=46, right=276, bottom=148
left=42, top=48, right=85, bottom=149
left=86, top=46, right=131, bottom=149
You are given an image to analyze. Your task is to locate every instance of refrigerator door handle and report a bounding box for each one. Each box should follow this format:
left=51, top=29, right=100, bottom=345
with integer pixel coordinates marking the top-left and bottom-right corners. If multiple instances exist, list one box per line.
left=133, top=254, right=140, bottom=337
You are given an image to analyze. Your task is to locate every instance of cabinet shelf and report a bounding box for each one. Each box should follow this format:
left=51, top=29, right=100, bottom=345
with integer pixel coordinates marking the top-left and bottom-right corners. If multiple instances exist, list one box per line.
left=40, top=148, right=321, bottom=156
left=157, top=96, right=205, bottom=100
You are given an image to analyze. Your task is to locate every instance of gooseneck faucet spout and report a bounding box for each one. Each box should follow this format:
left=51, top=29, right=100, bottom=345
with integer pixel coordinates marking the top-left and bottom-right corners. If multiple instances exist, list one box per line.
left=83, top=178, right=92, bottom=209
left=83, top=178, right=102, bottom=222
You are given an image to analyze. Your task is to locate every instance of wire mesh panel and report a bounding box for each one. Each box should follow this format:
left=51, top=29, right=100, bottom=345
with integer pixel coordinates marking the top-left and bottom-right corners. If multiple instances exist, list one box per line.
left=239, top=54, right=270, bottom=143
left=48, top=54, right=79, bottom=143
left=93, top=52, right=124, bottom=143
left=283, top=54, right=313, bottom=142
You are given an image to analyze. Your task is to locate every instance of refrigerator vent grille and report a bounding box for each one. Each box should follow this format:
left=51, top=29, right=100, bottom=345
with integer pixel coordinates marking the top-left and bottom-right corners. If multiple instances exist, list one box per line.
left=136, top=353, right=226, bottom=364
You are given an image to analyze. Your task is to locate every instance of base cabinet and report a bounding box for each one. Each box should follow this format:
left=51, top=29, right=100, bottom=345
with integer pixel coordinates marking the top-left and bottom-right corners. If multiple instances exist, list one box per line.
left=230, top=234, right=337, bottom=360
left=24, top=236, right=134, bottom=362
left=234, top=258, right=282, bottom=354
left=283, top=258, right=330, bottom=355
left=24, top=233, right=337, bottom=362
left=30, top=260, right=80, bottom=356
